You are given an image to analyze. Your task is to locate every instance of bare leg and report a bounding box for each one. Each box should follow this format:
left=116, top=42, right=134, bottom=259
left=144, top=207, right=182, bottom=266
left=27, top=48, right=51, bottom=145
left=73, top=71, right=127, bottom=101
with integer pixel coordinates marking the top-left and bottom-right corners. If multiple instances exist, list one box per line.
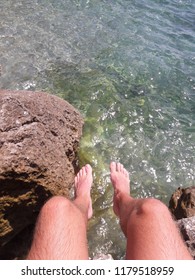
left=110, top=162, right=192, bottom=260
left=27, top=164, right=93, bottom=260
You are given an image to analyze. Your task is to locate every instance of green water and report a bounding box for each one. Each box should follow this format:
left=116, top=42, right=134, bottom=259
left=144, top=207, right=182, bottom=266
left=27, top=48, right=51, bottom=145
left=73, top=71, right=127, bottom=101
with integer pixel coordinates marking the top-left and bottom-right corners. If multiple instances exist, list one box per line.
left=0, top=0, right=195, bottom=259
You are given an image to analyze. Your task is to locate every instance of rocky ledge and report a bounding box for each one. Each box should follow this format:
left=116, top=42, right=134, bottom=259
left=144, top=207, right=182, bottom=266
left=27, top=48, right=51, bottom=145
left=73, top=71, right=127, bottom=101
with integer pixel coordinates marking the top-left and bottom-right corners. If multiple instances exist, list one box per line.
left=169, top=186, right=195, bottom=259
left=0, top=90, right=83, bottom=259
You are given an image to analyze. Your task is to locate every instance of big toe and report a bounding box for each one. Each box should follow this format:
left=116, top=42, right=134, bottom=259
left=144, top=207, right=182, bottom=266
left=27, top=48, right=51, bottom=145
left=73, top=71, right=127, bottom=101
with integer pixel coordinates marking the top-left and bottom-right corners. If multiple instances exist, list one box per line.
left=85, top=164, right=92, bottom=174
left=110, top=162, right=117, bottom=173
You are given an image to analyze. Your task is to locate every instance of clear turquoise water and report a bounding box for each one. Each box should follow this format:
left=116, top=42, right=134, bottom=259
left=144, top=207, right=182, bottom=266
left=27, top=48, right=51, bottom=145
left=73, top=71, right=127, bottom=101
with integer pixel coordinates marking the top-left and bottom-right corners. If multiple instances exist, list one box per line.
left=0, top=0, right=195, bottom=259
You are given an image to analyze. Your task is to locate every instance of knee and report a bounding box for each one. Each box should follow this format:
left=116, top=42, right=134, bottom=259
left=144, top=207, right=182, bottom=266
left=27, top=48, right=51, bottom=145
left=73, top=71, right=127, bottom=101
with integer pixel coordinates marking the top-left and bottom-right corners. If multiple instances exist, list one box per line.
left=40, top=196, right=73, bottom=216
left=136, top=198, right=169, bottom=217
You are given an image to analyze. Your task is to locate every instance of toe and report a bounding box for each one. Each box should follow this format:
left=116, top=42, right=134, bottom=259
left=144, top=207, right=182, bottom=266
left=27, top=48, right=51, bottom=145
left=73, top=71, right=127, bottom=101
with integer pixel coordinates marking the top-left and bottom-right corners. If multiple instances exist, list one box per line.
left=75, top=176, right=78, bottom=187
left=82, top=166, right=87, bottom=176
left=122, top=166, right=126, bottom=175
left=77, top=171, right=81, bottom=180
left=85, top=164, right=92, bottom=174
left=79, top=166, right=85, bottom=177
left=110, top=162, right=117, bottom=172
left=116, top=162, right=121, bottom=171
left=125, top=169, right=129, bottom=179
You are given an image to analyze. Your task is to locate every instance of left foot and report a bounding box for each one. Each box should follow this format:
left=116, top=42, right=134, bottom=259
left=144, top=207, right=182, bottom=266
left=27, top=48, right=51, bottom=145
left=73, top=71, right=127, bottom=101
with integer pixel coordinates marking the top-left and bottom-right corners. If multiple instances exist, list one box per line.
left=74, top=164, right=93, bottom=219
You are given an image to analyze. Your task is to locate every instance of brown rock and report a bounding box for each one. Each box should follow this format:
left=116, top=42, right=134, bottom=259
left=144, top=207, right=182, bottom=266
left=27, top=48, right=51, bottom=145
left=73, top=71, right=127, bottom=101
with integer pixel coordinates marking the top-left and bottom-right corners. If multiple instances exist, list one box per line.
left=177, top=216, right=195, bottom=260
left=0, top=90, right=83, bottom=252
left=169, top=186, right=195, bottom=220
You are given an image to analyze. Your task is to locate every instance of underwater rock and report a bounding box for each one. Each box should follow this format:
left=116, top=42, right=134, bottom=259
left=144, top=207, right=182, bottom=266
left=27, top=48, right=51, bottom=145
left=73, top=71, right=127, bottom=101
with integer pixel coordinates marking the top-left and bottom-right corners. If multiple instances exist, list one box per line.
left=177, top=216, right=195, bottom=260
left=169, top=186, right=195, bottom=220
left=0, top=90, right=83, bottom=257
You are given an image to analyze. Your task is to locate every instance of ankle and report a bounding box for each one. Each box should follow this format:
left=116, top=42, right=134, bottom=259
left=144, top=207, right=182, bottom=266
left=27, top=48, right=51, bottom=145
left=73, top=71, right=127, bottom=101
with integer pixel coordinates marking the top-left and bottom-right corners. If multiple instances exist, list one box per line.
left=117, top=194, right=134, bottom=236
left=73, top=197, right=90, bottom=221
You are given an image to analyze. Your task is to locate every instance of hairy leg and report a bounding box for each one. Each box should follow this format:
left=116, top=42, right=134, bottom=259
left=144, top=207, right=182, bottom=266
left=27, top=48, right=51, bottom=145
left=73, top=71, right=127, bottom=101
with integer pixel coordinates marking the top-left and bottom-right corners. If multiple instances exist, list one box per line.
left=110, top=162, right=192, bottom=260
left=27, top=164, right=93, bottom=260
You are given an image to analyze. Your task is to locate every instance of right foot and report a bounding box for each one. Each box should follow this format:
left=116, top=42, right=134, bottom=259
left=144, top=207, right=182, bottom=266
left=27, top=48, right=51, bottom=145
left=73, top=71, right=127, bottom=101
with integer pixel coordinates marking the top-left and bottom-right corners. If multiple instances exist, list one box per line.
left=110, top=162, right=130, bottom=217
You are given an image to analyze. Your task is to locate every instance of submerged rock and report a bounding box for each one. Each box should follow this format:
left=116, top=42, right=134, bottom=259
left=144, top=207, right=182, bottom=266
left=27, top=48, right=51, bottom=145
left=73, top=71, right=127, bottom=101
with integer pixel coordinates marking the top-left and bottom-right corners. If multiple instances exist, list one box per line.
left=0, top=90, right=83, bottom=258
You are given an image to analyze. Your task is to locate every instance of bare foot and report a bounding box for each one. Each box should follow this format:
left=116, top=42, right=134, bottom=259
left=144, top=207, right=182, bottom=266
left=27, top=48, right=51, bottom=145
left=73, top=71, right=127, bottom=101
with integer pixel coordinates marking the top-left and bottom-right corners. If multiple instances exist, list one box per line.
left=110, top=161, right=135, bottom=236
left=74, top=164, right=93, bottom=219
left=110, top=162, right=130, bottom=193
left=110, top=162, right=130, bottom=216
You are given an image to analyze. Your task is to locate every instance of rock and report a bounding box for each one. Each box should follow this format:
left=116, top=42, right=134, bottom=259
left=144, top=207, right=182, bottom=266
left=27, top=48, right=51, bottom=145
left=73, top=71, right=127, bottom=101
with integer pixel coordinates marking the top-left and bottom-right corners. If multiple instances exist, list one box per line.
left=169, top=186, right=195, bottom=219
left=177, top=217, right=195, bottom=260
left=93, top=253, right=113, bottom=260
left=169, top=186, right=195, bottom=259
left=0, top=224, right=34, bottom=260
left=0, top=90, right=83, bottom=256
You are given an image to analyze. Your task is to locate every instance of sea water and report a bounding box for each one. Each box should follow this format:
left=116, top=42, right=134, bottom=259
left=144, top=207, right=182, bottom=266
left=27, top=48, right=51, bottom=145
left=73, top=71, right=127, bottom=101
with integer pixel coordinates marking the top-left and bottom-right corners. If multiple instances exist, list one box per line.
left=0, top=0, right=195, bottom=259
